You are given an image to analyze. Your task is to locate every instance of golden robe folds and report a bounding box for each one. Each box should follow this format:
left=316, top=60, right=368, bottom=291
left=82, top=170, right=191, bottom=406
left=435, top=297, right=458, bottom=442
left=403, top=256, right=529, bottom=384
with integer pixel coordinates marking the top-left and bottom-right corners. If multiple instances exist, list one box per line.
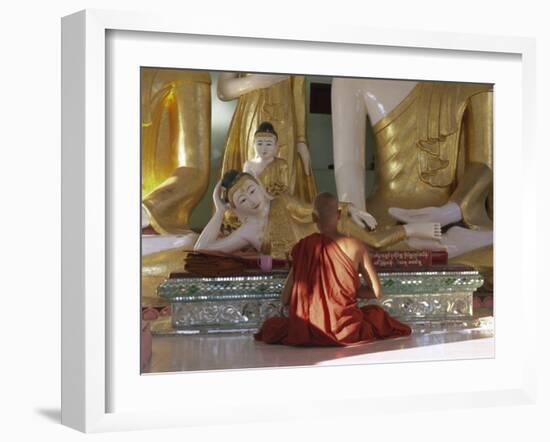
left=141, top=68, right=211, bottom=234
left=367, top=81, right=493, bottom=287
left=367, top=81, right=493, bottom=229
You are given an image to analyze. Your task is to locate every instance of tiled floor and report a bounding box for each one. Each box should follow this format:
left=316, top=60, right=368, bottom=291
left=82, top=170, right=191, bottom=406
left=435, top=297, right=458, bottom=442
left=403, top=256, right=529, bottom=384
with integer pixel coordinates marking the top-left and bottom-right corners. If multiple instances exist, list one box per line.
left=143, top=325, right=494, bottom=374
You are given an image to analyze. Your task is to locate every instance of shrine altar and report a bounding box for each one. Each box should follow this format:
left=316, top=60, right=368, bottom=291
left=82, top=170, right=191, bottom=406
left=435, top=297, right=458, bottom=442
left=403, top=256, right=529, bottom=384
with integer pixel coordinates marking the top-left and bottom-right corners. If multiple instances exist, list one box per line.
left=156, top=265, right=485, bottom=335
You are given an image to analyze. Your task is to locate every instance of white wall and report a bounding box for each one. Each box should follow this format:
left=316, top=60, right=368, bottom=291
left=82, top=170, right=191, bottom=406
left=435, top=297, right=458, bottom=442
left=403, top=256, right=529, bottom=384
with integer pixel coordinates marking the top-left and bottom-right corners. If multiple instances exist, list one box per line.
left=1, top=1, right=548, bottom=440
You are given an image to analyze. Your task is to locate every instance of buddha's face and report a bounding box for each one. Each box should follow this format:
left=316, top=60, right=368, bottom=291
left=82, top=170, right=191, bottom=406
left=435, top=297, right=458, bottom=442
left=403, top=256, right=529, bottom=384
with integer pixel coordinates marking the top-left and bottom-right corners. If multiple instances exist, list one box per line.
left=253, top=135, right=278, bottom=161
left=231, top=178, right=269, bottom=217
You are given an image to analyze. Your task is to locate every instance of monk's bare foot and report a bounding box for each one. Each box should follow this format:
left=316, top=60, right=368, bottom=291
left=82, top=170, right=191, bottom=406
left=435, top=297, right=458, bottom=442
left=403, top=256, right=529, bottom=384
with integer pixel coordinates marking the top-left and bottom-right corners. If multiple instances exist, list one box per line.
left=388, top=202, right=462, bottom=227
left=404, top=222, right=442, bottom=240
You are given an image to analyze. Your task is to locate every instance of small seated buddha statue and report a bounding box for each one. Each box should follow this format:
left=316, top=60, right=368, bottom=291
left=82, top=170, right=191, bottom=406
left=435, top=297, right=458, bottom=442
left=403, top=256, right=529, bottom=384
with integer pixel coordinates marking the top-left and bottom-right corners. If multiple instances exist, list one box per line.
left=243, top=121, right=289, bottom=197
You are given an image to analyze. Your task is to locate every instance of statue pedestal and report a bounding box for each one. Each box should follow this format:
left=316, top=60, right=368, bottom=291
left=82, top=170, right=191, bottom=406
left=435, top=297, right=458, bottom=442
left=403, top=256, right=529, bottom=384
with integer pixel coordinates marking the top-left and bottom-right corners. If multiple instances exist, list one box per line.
left=156, top=265, right=485, bottom=335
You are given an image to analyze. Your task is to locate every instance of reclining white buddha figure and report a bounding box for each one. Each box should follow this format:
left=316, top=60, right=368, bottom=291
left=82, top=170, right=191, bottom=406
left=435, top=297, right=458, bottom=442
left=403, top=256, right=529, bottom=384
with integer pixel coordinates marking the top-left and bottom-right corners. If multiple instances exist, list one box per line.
left=140, top=68, right=211, bottom=255
left=194, top=169, right=442, bottom=258
left=196, top=121, right=442, bottom=257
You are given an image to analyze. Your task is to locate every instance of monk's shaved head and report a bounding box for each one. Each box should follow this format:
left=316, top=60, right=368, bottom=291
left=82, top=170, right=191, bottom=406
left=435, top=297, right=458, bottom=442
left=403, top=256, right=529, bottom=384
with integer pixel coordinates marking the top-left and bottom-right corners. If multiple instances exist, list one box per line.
left=313, top=192, right=339, bottom=223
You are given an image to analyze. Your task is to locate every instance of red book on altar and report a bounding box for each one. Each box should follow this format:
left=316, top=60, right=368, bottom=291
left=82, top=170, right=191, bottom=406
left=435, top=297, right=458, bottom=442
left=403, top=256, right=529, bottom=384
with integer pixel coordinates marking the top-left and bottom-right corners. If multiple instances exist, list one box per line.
left=174, top=249, right=447, bottom=278
left=370, top=250, right=448, bottom=268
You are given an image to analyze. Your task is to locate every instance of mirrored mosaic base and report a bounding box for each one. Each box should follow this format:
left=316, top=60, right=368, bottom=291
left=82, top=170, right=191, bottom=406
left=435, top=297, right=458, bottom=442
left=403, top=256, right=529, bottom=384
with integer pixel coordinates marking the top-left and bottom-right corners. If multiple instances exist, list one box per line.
left=157, top=267, right=485, bottom=335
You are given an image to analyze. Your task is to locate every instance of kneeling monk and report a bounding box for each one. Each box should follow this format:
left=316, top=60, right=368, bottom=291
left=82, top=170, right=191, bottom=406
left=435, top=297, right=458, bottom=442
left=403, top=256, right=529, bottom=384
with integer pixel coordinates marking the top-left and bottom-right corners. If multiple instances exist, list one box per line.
left=254, top=192, right=412, bottom=346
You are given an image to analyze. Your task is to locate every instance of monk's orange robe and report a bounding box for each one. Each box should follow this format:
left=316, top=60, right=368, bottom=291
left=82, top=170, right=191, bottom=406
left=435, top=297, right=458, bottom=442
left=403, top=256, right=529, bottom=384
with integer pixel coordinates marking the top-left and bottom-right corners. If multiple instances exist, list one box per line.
left=254, top=233, right=412, bottom=346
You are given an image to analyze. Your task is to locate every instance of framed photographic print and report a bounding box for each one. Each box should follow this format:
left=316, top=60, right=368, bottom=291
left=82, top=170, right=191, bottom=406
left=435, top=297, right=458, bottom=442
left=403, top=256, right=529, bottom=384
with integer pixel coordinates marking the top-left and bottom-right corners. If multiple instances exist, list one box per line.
left=61, top=9, right=537, bottom=433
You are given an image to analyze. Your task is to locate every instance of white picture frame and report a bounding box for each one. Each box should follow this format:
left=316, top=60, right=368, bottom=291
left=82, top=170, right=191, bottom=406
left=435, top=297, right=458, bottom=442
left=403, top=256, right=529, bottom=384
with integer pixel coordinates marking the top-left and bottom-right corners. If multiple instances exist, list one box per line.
left=61, top=9, right=538, bottom=433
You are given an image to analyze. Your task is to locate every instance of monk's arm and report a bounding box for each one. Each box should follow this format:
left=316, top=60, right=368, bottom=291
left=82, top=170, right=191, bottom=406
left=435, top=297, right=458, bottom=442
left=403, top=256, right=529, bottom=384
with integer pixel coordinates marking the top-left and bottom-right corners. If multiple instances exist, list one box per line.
left=359, top=245, right=382, bottom=300
left=281, top=268, right=294, bottom=306
left=195, top=230, right=251, bottom=254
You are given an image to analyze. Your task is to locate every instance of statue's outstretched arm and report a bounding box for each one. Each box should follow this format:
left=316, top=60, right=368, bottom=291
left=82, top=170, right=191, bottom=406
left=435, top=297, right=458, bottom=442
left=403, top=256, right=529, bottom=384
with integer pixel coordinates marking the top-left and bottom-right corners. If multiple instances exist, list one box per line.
left=195, top=224, right=250, bottom=254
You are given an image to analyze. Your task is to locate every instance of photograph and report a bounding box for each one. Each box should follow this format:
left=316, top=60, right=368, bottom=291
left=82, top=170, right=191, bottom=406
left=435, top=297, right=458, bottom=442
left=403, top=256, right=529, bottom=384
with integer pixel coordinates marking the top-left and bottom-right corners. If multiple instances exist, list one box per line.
left=46, top=0, right=547, bottom=437
left=1, top=0, right=547, bottom=438
left=139, top=68, right=495, bottom=374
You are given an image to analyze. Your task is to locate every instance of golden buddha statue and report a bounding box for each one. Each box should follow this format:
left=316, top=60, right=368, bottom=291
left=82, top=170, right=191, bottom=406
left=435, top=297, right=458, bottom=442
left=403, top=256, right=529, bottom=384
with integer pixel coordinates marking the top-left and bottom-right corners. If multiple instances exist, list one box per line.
left=243, top=122, right=289, bottom=196
left=141, top=68, right=211, bottom=234
left=367, top=81, right=493, bottom=229
left=194, top=171, right=442, bottom=260
left=331, top=79, right=494, bottom=286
